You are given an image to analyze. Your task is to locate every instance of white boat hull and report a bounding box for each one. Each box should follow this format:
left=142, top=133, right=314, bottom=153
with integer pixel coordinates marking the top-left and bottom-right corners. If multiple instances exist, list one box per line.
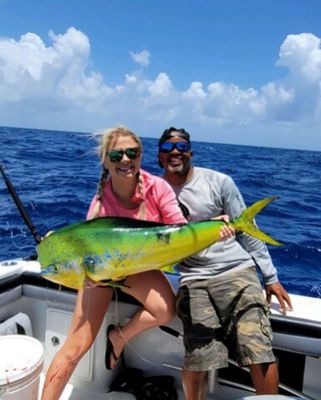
left=0, top=259, right=320, bottom=399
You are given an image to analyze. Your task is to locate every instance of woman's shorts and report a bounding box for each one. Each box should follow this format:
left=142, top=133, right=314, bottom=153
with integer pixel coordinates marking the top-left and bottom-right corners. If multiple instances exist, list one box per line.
left=176, top=266, right=275, bottom=371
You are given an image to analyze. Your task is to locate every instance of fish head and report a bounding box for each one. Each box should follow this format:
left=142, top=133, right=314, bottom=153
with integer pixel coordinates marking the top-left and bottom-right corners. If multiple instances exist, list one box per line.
left=37, top=227, right=87, bottom=290
left=40, top=259, right=86, bottom=289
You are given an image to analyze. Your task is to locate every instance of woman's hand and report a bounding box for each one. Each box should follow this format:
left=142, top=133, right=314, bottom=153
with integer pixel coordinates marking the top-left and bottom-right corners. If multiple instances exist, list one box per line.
left=83, top=277, right=103, bottom=289
left=83, top=277, right=123, bottom=289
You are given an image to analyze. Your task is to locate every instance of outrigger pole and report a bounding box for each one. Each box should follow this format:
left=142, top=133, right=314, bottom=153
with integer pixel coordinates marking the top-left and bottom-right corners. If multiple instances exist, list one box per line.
left=0, top=164, right=42, bottom=244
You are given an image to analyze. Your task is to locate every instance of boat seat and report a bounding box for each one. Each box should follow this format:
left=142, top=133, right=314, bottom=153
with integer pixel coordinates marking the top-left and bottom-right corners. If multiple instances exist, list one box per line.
left=0, top=312, right=33, bottom=336
left=270, top=314, right=321, bottom=357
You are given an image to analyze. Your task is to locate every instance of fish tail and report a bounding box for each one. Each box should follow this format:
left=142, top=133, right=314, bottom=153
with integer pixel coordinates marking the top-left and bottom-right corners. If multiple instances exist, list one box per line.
left=231, top=196, right=283, bottom=246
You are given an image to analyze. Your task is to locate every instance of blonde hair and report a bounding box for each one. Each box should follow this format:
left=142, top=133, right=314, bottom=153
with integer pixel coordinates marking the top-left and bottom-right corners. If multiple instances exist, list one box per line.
left=88, top=126, right=146, bottom=220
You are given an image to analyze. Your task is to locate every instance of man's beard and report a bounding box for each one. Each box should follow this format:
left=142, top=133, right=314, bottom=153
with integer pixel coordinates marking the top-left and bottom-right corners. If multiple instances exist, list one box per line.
left=168, top=158, right=190, bottom=175
left=168, top=164, right=184, bottom=173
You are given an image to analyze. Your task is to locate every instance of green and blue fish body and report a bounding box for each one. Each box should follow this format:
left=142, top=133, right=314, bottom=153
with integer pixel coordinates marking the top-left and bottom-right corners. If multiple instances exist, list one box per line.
left=38, top=196, right=282, bottom=290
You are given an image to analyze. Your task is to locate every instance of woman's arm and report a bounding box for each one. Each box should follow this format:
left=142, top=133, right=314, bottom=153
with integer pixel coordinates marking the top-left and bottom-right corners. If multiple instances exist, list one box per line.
left=154, top=178, right=187, bottom=224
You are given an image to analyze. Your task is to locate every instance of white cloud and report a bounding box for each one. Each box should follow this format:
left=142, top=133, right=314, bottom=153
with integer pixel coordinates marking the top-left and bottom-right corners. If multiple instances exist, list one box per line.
left=183, top=82, right=207, bottom=99
left=125, top=74, right=137, bottom=84
left=130, top=50, right=151, bottom=67
left=148, top=73, right=173, bottom=97
left=277, top=33, right=321, bottom=83
left=0, top=28, right=321, bottom=150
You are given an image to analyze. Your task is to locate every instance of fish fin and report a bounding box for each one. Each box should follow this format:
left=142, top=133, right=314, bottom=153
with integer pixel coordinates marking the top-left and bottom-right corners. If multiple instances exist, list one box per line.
left=231, top=196, right=283, bottom=246
left=160, top=264, right=177, bottom=274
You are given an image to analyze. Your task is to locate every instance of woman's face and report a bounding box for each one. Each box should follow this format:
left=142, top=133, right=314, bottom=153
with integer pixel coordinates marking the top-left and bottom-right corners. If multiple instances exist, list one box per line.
left=104, top=135, right=142, bottom=179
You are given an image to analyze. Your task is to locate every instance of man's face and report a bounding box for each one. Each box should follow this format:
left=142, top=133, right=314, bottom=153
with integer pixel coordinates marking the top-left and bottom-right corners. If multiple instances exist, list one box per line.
left=159, top=136, right=192, bottom=176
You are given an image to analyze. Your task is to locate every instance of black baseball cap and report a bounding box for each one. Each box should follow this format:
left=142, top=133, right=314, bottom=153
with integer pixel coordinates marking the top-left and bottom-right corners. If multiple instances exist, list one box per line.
left=158, top=127, right=191, bottom=146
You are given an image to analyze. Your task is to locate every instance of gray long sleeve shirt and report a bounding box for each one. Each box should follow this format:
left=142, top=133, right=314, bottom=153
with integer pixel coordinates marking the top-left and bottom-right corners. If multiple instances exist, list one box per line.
left=166, top=167, right=278, bottom=285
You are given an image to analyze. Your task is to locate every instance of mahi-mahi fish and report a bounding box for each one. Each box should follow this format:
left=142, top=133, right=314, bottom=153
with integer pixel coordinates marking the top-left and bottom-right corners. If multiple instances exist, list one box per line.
left=38, top=196, right=282, bottom=289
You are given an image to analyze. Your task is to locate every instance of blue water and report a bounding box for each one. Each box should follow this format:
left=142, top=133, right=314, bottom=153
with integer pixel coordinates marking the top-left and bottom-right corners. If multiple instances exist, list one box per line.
left=1, top=126, right=321, bottom=298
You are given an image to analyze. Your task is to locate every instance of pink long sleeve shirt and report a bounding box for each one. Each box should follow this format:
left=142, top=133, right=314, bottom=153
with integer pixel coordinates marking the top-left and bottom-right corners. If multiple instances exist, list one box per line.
left=87, top=169, right=186, bottom=224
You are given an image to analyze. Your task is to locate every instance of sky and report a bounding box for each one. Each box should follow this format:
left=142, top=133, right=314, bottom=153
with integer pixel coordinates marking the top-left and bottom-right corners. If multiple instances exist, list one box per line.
left=1, top=0, right=321, bottom=151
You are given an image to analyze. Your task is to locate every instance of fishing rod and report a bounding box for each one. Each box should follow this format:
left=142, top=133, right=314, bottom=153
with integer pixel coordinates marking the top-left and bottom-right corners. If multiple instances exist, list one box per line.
left=0, top=163, right=42, bottom=245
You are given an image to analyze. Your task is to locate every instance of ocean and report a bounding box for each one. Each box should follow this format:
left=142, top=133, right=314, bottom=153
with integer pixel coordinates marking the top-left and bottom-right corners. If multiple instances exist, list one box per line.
left=1, top=126, right=320, bottom=298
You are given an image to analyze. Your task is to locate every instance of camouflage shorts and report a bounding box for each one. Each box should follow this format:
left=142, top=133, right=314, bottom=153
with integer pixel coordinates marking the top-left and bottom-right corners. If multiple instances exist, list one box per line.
left=176, top=266, right=275, bottom=371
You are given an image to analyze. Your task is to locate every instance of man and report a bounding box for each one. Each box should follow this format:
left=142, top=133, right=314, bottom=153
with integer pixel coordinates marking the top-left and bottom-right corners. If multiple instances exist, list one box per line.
left=158, top=127, right=293, bottom=400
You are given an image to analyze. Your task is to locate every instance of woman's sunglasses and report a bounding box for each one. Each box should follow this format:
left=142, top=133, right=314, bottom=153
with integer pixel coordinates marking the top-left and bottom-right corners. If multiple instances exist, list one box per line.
left=106, top=147, right=141, bottom=163
left=159, top=141, right=190, bottom=153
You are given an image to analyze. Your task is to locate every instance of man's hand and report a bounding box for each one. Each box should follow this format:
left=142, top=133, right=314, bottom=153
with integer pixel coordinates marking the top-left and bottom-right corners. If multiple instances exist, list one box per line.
left=213, top=215, right=235, bottom=241
left=265, top=282, right=293, bottom=315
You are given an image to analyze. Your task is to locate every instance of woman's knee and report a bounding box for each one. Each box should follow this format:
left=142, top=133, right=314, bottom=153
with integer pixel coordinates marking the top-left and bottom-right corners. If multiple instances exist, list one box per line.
left=165, top=300, right=176, bottom=321
left=153, top=299, right=176, bottom=324
left=125, top=270, right=176, bottom=323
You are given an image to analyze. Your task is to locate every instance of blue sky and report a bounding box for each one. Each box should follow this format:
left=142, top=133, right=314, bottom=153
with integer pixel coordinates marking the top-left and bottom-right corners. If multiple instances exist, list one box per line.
left=1, top=0, right=321, bottom=150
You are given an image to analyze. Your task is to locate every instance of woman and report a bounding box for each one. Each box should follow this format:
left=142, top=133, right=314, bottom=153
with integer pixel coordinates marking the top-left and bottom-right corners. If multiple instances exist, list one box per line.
left=41, top=126, right=187, bottom=400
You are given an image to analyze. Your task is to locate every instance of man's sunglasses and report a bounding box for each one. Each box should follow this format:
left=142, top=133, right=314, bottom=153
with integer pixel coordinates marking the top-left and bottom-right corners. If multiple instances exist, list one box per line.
left=106, top=147, right=141, bottom=163
left=159, top=141, right=190, bottom=153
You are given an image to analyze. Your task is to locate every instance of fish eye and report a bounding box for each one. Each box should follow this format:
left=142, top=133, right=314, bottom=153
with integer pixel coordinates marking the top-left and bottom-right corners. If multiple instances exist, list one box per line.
left=46, top=264, right=60, bottom=275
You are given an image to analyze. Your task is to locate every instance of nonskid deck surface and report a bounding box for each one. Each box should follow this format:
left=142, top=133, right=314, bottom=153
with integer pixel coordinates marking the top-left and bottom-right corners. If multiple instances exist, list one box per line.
left=38, top=374, right=254, bottom=400
left=39, top=375, right=136, bottom=399
left=39, top=377, right=298, bottom=400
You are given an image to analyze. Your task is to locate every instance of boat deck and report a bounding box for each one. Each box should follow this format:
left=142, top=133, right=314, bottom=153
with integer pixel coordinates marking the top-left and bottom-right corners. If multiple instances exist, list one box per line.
left=38, top=374, right=255, bottom=400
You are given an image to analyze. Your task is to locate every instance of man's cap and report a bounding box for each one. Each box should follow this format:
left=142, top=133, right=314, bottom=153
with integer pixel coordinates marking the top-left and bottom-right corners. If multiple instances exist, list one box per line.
left=158, top=127, right=191, bottom=146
